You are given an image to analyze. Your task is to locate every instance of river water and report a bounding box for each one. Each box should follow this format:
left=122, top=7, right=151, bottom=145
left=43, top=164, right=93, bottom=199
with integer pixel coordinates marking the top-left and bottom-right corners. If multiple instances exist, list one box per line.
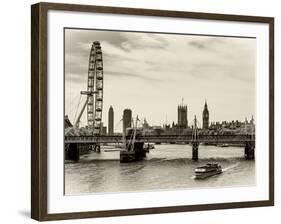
left=65, top=144, right=255, bottom=195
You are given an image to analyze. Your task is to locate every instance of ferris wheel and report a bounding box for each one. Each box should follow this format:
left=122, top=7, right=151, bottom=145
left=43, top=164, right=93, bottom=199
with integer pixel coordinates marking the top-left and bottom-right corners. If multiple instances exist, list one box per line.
left=74, top=41, right=104, bottom=135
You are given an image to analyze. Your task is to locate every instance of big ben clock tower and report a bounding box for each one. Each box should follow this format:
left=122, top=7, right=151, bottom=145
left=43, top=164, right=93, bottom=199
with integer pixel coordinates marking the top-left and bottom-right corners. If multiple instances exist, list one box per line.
left=202, top=100, right=209, bottom=129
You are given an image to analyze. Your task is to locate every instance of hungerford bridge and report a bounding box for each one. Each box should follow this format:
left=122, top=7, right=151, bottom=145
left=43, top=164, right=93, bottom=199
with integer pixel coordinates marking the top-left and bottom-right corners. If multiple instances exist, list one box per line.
left=65, top=41, right=255, bottom=161
left=65, top=134, right=255, bottom=145
left=65, top=129, right=255, bottom=161
left=65, top=133, right=255, bottom=161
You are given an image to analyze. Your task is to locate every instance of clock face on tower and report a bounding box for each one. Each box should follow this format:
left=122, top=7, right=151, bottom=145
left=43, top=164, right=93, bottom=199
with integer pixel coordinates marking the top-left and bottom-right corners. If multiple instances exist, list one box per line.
left=203, top=111, right=208, bottom=118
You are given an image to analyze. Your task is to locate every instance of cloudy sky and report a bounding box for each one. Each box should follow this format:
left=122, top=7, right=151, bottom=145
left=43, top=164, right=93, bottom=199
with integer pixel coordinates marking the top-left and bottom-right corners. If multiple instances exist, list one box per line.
left=65, top=28, right=256, bottom=132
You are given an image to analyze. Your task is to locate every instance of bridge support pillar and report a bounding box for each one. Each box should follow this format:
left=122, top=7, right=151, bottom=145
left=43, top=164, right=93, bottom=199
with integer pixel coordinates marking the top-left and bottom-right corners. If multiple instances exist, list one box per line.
left=94, top=144, right=101, bottom=153
left=244, top=141, right=255, bottom=160
left=65, top=143, right=80, bottom=161
left=192, top=142, right=199, bottom=161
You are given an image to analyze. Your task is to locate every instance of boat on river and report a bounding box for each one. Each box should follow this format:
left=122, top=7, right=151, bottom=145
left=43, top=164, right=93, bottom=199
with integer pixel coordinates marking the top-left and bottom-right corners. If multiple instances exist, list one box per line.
left=195, top=163, right=222, bottom=179
left=120, top=116, right=147, bottom=163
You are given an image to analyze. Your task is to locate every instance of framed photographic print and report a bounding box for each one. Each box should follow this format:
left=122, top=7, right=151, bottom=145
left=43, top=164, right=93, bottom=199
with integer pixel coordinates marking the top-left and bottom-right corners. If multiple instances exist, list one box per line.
left=31, top=2, right=274, bottom=221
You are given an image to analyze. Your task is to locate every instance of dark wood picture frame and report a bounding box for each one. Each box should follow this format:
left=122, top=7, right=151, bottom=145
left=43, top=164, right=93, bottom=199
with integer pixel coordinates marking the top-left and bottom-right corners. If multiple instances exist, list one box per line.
left=31, top=2, right=274, bottom=221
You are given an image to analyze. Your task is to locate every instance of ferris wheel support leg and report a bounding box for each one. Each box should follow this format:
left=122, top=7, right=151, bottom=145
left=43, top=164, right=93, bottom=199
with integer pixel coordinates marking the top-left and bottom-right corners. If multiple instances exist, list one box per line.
left=74, top=98, right=89, bottom=128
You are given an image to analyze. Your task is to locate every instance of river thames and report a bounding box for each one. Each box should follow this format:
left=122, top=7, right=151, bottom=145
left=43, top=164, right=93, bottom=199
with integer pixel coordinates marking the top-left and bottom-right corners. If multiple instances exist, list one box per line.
left=65, top=144, right=255, bottom=195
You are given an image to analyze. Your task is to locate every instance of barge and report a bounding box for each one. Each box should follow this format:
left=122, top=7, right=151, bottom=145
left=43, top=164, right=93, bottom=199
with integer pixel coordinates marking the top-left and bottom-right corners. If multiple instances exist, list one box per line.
left=120, top=116, right=147, bottom=163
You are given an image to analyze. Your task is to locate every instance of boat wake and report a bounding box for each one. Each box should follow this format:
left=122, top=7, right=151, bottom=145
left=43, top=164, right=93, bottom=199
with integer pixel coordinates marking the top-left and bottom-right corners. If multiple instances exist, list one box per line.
left=222, top=162, right=239, bottom=172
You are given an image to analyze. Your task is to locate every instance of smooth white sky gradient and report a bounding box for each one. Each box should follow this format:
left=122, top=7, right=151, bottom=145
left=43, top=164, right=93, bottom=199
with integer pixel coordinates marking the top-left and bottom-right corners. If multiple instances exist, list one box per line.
left=65, top=29, right=256, bottom=132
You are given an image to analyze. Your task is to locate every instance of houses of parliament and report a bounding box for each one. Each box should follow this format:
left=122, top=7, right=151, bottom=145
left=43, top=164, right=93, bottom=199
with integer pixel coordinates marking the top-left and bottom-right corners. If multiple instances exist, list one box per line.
left=176, top=100, right=209, bottom=130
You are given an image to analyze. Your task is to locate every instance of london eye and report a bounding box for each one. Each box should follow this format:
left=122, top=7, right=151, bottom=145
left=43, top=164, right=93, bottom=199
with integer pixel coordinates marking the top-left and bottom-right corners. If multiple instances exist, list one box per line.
left=74, top=41, right=104, bottom=136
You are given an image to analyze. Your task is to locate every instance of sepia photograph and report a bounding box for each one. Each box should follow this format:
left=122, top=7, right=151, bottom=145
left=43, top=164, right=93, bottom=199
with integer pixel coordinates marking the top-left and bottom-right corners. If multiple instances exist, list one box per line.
left=30, top=3, right=274, bottom=220
left=64, top=28, right=256, bottom=195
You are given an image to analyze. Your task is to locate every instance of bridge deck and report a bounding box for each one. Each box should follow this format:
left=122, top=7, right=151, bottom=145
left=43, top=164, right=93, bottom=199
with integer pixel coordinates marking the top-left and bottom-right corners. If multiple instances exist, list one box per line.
left=65, top=134, right=255, bottom=144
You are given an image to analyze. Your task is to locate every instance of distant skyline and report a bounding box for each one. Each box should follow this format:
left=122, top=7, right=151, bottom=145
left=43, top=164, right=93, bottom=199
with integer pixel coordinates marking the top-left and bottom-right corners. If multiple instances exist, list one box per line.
left=65, top=29, right=256, bottom=132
